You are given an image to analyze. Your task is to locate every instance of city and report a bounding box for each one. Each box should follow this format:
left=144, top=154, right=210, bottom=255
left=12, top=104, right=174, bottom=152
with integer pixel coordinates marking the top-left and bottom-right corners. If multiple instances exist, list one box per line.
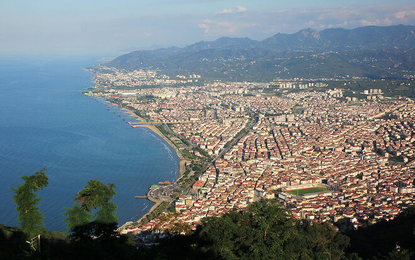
left=86, top=66, right=415, bottom=239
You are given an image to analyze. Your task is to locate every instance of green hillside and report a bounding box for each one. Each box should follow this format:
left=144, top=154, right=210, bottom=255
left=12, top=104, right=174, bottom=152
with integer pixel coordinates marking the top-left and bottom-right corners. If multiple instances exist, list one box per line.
left=3, top=200, right=415, bottom=259
left=105, top=25, right=415, bottom=81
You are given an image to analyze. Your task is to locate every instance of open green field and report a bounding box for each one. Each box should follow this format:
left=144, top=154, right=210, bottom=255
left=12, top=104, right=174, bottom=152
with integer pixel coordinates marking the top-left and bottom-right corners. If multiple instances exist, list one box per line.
left=287, top=187, right=328, bottom=196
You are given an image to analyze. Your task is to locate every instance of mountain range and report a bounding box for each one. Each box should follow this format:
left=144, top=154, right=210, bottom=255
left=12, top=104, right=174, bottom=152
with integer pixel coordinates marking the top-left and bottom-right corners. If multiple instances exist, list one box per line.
left=105, top=25, right=415, bottom=81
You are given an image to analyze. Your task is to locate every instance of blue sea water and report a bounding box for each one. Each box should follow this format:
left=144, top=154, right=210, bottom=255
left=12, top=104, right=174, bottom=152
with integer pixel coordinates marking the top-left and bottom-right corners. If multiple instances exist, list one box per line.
left=0, top=56, right=179, bottom=232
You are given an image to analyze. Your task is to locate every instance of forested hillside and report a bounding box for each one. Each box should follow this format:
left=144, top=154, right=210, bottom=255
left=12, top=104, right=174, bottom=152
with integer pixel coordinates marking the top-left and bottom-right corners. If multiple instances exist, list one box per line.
left=2, top=199, right=415, bottom=259
left=105, top=25, right=415, bottom=81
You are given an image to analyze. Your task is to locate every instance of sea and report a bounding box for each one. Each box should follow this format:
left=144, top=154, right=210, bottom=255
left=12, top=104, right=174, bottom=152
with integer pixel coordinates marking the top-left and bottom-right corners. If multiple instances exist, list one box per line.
left=0, top=55, right=180, bottom=232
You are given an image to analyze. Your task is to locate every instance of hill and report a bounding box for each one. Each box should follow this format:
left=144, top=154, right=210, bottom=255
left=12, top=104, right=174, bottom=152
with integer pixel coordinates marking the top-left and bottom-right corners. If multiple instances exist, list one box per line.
left=105, top=25, right=415, bottom=81
left=4, top=201, right=414, bottom=259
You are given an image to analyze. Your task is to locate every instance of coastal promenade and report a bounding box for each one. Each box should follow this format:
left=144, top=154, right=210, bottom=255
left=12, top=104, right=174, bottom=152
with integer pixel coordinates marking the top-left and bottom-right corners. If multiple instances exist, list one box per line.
left=123, top=108, right=186, bottom=176
left=90, top=100, right=187, bottom=227
left=120, top=108, right=187, bottom=224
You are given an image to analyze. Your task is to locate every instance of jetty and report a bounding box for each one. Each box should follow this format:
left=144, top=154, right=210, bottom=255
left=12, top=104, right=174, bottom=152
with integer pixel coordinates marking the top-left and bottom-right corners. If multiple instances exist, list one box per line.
left=134, top=195, right=147, bottom=199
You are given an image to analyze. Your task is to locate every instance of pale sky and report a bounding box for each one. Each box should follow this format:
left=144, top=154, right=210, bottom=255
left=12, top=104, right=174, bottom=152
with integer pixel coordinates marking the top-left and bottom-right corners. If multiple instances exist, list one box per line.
left=1, top=0, right=415, bottom=56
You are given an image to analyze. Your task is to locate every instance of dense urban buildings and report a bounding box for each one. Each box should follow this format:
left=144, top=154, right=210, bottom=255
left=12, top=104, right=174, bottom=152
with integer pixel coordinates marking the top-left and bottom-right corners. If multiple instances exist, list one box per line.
left=87, top=67, right=415, bottom=237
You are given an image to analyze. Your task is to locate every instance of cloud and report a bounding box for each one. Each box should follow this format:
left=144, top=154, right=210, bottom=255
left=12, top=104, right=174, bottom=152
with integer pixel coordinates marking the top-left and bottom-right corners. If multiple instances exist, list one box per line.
left=198, top=22, right=210, bottom=33
left=384, top=17, right=392, bottom=26
left=218, top=5, right=247, bottom=15
left=199, top=4, right=415, bottom=42
left=113, top=33, right=127, bottom=38
left=236, top=5, right=247, bottom=13
left=219, top=9, right=233, bottom=14
left=197, top=17, right=258, bottom=36
left=4, top=2, right=415, bottom=55
left=359, top=19, right=381, bottom=26
left=394, top=10, right=415, bottom=19
left=263, top=5, right=415, bottom=34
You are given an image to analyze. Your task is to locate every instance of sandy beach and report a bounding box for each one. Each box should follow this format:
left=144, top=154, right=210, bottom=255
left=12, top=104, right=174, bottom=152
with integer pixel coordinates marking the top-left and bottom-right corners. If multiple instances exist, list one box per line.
left=122, top=108, right=186, bottom=175
left=119, top=107, right=187, bottom=224
left=91, top=100, right=187, bottom=226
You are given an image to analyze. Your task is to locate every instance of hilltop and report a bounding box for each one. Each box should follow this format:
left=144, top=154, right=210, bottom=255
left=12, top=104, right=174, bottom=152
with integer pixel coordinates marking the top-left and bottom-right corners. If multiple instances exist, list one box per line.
left=105, top=25, right=415, bottom=81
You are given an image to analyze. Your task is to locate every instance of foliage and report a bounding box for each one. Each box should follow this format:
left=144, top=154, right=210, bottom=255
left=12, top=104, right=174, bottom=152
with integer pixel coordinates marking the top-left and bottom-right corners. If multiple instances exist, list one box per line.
left=291, top=105, right=304, bottom=114
left=0, top=224, right=32, bottom=259
left=140, top=201, right=169, bottom=224
left=4, top=191, right=415, bottom=259
left=374, top=248, right=413, bottom=260
left=64, top=180, right=118, bottom=242
left=138, top=94, right=157, bottom=100
left=63, top=204, right=93, bottom=237
left=155, top=124, right=171, bottom=138
left=181, top=149, right=198, bottom=159
left=381, top=112, right=399, bottom=120
left=10, top=169, right=49, bottom=238
left=346, top=206, right=415, bottom=260
left=74, top=179, right=116, bottom=211
left=0, top=223, right=143, bottom=260
left=153, top=213, right=192, bottom=236
left=224, top=126, right=249, bottom=149
left=153, top=200, right=351, bottom=260
left=193, top=146, right=210, bottom=158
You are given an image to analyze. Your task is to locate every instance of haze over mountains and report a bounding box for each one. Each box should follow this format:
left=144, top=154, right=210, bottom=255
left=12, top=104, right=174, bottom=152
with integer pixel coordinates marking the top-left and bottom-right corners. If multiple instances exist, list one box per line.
left=106, top=25, right=415, bottom=81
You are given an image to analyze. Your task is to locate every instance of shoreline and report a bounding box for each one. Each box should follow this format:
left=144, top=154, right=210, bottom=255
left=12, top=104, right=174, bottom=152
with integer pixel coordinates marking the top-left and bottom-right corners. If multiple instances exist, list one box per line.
left=89, top=96, right=187, bottom=227
left=121, top=107, right=186, bottom=176
left=108, top=104, right=187, bottom=225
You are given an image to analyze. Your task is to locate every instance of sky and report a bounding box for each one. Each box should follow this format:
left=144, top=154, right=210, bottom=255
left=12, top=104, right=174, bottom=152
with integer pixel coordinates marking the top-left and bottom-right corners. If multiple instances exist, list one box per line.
left=1, top=0, right=415, bottom=56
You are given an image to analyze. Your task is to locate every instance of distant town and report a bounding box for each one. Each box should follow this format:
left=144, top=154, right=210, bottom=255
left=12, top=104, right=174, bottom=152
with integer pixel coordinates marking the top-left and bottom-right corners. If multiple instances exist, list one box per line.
left=86, top=66, right=415, bottom=243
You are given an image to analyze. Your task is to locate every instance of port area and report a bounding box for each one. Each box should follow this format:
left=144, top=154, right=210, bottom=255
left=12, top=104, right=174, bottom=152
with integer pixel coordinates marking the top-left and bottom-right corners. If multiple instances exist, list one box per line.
left=135, top=182, right=180, bottom=202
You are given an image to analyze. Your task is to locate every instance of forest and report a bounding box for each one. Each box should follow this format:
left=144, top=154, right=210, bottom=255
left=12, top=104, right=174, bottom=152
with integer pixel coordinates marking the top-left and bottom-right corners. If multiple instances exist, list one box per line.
left=105, top=25, right=415, bottom=81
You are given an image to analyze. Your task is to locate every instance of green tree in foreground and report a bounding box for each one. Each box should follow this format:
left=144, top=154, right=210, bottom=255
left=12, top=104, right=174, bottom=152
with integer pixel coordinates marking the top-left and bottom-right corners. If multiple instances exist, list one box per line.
left=10, top=169, right=48, bottom=238
left=154, top=200, right=351, bottom=260
left=64, top=179, right=118, bottom=241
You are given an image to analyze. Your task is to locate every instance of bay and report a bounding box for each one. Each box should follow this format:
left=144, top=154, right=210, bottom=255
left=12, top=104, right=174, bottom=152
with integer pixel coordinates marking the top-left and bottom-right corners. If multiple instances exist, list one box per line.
left=0, top=56, right=179, bottom=232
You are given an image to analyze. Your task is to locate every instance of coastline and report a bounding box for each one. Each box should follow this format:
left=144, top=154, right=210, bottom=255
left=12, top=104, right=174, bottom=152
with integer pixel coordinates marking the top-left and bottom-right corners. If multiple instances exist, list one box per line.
left=116, top=106, right=187, bottom=225
left=121, top=108, right=186, bottom=176
left=90, top=97, right=187, bottom=227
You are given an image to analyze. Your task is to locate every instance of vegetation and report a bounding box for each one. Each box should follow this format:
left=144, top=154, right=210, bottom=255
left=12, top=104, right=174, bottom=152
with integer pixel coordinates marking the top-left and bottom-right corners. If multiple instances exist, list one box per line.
left=155, top=124, right=170, bottom=137
left=291, top=104, right=304, bottom=114
left=10, top=169, right=49, bottom=238
left=106, top=25, right=415, bottom=82
left=381, top=112, right=399, bottom=120
left=4, top=178, right=415, bottom=260
left=137, top=94, right=157, bottom=100
left=346, top=206, right=415, bottom=260
left=6, top=171, right=144, bottom=259
left=151, top=203, right=415, bottom=260
left=151, top=200, right=352, bottom=260
left=64, top=180, right=118, bottom=242
left=224, top=125, right=250, bottom=149
left=327, top=79, right=415, bottom=98
left=139, top=201, right=170, bottom=224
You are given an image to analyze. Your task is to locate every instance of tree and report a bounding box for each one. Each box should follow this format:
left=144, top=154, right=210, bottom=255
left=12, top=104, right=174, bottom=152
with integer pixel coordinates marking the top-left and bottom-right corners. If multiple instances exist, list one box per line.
left=11, top=169, right=48, bottom=238
left=188, top=200, right=350, bottom=260
left=195, top=200, right=297, bottom=260
left=64, top=179, right=118, bottom=241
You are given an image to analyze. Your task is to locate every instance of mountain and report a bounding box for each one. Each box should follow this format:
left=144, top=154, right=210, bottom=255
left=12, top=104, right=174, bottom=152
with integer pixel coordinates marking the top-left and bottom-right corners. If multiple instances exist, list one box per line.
left=185, top=37, right=259, bottom=52
left=105, top=25, right=415, bottom=81
left=260, top=28, right=323, bottom=51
